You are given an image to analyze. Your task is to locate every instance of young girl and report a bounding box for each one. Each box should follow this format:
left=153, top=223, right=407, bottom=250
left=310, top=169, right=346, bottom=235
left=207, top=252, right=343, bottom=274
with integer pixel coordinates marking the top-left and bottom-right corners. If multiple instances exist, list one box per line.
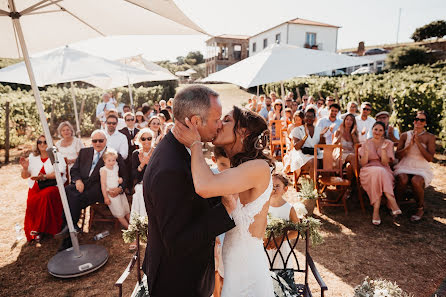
left=265, top=173, right=300, bottom=285
left=100, top=149, right=130, bottom=228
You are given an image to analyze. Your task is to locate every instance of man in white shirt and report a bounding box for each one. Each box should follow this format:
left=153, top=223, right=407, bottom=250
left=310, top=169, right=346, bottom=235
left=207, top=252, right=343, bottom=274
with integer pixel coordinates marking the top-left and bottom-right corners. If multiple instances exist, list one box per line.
left=367, top=111, right=399, bottom=142
left=104, top=114, right=128, bottom=160
left=356, top=102, right=376, bottom=143
left=96, top=93, right=116, bottom=124
left=316, top=103, right=342, bottom=144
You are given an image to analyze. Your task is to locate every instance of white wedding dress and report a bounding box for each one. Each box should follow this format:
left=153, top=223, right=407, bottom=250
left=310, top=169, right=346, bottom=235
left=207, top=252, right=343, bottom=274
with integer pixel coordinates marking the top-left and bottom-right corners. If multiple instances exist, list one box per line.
left=221, top=174, right=275, bottom=297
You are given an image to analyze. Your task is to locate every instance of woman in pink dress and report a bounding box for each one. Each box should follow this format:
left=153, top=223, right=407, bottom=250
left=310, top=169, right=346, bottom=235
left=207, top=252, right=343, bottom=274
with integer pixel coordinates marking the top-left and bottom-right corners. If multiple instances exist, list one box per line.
left=359, top=122, right=402, bottom=225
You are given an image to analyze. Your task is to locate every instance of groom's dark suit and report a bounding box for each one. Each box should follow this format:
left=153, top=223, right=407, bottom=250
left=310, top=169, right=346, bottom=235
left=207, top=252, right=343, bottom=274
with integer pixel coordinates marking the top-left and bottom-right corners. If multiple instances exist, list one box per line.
left=143, top=132, right=235, bottom=297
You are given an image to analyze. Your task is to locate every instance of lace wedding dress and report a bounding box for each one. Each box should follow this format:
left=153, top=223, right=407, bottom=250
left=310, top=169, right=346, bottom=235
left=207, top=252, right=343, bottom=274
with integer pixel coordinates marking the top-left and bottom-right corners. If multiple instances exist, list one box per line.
left=221, top=175, right=275, bottom=297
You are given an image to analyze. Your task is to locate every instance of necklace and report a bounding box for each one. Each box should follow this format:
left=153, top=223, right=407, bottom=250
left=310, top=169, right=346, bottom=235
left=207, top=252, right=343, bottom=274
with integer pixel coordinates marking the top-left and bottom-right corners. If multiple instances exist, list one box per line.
left=414, top=130, right=426, bottom=136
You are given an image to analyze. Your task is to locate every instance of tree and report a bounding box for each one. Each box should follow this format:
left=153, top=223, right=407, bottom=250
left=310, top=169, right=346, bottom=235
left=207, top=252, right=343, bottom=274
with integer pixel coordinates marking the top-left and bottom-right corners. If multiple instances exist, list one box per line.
left=411, top=20, right=446, bottom=42
left=185, top=51, right=204, bottom=65
left=176, top=56, right=185, bottom=65
left=385, top=46, right=428, bottom=69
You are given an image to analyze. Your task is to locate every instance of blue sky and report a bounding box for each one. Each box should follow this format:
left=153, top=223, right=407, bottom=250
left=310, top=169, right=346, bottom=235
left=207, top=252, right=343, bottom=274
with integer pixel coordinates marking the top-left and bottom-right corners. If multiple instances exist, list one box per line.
left=73, top=0, right=446, bottom=61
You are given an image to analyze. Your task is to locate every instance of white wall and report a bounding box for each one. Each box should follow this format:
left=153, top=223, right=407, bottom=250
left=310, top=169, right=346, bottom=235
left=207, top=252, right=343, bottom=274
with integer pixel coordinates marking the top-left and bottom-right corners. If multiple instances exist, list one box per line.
left=248, top=23, right=338, bottom=55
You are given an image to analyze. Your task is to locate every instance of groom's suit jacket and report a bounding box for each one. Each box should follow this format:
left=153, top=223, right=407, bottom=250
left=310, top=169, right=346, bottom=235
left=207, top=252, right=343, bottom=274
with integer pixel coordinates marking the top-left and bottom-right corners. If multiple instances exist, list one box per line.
left=143, top=131, right=235, bottom=297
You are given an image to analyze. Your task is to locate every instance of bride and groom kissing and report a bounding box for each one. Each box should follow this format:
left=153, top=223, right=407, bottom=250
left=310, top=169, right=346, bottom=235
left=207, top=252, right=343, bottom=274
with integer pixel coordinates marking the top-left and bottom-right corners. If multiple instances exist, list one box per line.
left=143, top=85, right=275, bottom=297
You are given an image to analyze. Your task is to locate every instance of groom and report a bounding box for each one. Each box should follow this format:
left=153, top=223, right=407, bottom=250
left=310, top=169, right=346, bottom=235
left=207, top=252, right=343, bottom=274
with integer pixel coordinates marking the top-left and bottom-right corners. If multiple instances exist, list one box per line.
left=143, top=85, right=236, bottom=297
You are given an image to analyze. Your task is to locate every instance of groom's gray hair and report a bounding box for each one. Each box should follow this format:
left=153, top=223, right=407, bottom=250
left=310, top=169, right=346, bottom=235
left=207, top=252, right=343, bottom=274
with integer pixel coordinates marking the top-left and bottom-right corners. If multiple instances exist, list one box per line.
left=173, top=85, right=219, bottom=124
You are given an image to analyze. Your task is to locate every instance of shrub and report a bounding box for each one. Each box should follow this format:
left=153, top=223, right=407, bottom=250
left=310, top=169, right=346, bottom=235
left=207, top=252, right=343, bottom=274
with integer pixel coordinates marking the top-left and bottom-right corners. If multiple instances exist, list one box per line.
left=411, top=20, right=446, bottom=42
left=386, top=46, right=428, bottom=69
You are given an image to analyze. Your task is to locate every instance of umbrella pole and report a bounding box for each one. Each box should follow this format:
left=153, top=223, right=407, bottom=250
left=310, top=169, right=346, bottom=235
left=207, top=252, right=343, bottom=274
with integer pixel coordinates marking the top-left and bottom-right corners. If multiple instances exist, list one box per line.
left=256, top=85, right=259, bottom=97
left=70, top=82, right=81, bottom=137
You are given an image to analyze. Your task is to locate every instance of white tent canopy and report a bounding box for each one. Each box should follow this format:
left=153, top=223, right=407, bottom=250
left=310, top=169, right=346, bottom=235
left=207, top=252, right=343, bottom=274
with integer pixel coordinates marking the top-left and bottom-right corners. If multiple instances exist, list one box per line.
left=0, top=0, right=207, bottom=59
left=202, top=43, right=372, bottom=88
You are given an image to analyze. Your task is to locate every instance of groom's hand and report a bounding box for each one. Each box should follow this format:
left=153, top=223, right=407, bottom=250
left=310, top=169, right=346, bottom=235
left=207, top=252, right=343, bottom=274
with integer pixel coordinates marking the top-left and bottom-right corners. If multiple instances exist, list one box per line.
left=222, top=194, right=237, bottom=216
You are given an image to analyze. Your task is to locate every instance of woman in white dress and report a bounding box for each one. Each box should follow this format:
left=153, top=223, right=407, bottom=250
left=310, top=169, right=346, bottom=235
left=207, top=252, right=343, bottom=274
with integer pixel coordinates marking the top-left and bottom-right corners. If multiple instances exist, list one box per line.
left=289, top=108, right=328, bottom=179
left=174, top=106, right=275, bottom=297
left=55, top=121, right=84, bottom=182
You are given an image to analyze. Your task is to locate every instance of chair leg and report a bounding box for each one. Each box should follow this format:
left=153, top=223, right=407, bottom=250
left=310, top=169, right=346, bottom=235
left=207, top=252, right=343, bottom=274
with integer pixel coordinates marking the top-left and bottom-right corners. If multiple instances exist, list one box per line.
left=358, top=187, right=365, bottom=213
left=88, top=207, right=94, bottom=231
left=316, top=198, right=322, bottom=214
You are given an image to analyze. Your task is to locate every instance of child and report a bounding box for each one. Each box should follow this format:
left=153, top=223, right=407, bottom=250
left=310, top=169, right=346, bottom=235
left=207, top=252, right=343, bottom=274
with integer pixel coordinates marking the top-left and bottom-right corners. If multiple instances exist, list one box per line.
left=265, top=173, right=300, bottom=285
left=100, top=149, right=130, bottom=229
left=211, top=146, right=230, bottom=297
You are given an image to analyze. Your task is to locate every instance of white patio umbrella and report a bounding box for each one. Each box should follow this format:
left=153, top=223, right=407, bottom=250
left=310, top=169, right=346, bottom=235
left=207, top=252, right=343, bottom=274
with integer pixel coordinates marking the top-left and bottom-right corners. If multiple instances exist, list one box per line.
left=202, top=43, right=372, bottom=89
left=0, top=46, right=158, bottom=135
left=0, top=0, right=206, bottom=278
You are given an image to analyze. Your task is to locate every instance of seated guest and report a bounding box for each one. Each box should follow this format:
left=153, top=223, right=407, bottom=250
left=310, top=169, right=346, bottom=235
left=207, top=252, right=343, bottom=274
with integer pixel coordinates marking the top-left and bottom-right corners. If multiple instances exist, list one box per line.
left=359, top=122, right=401, bottom=225
left=147, top=115, right=164, bottom=145
left=356, top=102, right=376, bottom=143
left=96, top=93, right=116, bottom=125
left=164, top=122, right=175, bottom=135
left=20, top=135, right=66, bottom=243
left=119, top=112, right=139, bottom=191
left=248, top=95, right=258, bottom=112
left=257, top=95, right=266, bottom=113
left=289, top=108, right=328, bottom=179
left=283, top=111, right=304, bottom=173
left=57, top=130, right=127, bottom=250
left=105, top=114, right=128, bottom=160
left=394, top=111, right=435, bottom=222
left=367, top=111, right=399, bottom=142
left=259, top=97, right=272, bottom=122
left=316, top=98, right=325, bottom=119
left=55, top=121, right=84, bottom=181
left=282, top=107, right=293, bottom=125
left=159, top=99, right=167, bottom=110
left=158, top=113, right=167, bottom=133
left=318, top=96, right=335, bottom=119
left=316, top=103, right=342, bottom=144
left=150, top=102, right=161, bottom=117
left=291, top=100, right=298, bottom=115
left=297, top=95, right=309, bottom=111
left=167, top=98, right=174, bottom=107
left=135, top=111, right=148, bottom=129
left=268, top=99, right=283, bottom=122
left=129, top=128, right=155, bottom=250
left=333, top=113, right=359, bottom=180
left=106, top=109, right=126, bottom=130
left=285, top=96, right=293, bottom=109
left=341, top=101, right=359, bottom=118
left=165, top=106, right=174, bottom=123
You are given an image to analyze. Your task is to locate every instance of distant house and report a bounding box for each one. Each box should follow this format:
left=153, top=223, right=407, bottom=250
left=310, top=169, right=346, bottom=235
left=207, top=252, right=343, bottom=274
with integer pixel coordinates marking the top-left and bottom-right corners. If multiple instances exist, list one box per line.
left=205, top=34, right=249, bottom=76
left=248, top=18, right=340, bottom=55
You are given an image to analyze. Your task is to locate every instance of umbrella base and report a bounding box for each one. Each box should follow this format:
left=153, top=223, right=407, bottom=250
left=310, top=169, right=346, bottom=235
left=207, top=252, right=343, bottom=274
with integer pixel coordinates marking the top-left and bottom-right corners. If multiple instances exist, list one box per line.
left=48, top=244, right=108, bottom=278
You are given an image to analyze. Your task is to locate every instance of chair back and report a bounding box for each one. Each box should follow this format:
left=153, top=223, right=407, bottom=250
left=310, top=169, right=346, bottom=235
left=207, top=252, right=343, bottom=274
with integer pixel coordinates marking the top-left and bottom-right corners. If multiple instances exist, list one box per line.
left=313, top=144, right=343, bottom=181
left=269, top=120, right=285, bottom=140
left=264, top=228, right=304, bottom=273
left=354, top=143, right=362, bottom=180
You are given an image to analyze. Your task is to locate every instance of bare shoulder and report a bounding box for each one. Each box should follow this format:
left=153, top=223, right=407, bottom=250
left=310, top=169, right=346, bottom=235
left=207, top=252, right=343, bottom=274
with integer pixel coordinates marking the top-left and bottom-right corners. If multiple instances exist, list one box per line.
left=239, top=159, right=271, bottom=172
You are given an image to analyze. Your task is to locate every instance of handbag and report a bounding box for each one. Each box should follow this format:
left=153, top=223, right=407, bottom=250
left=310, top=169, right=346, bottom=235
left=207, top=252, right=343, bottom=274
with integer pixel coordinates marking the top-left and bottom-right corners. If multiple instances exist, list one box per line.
left=37, top=178, right=57, bottom=190
left=301, top=147, right=315, bottom=155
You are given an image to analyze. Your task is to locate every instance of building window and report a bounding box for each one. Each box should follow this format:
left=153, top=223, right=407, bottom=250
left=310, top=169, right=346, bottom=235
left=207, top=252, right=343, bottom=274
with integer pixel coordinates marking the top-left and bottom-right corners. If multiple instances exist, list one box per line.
left=252, top=42, right=256, bottom=53
left=217, top=43, right=228, bottom=60
left=305, top=32, right=316, bottom=47
left=275, top=33, right=281, bottom=44
left=263, top=38, right=268, bottom=49
left=233, top=44, right=242, bottom=60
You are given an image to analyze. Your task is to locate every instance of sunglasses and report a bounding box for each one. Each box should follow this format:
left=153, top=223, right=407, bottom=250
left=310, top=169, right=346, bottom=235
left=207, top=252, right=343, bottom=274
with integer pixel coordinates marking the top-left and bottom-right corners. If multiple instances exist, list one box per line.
left=37, top=140, right=47, bottom=145
left=106, top=121, right=117, bottom=125
left=125, top=118, right=135, bottom=122
left=327, top=99, right=335, bottom=102
left=414, top=118, right=426, bottom=122
left=141, top=137, right=153, bottom=141
left=92, top=139, right=105, bottom=143
left=363, top=108, right=371, bottom=111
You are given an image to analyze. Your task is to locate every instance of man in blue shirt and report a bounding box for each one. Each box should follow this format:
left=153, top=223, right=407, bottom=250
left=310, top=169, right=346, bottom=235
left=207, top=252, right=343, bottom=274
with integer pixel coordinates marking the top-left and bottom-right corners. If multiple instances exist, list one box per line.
left=316, top=103, right=342, bottom=144
left=259, top=97, right=272, bottom=122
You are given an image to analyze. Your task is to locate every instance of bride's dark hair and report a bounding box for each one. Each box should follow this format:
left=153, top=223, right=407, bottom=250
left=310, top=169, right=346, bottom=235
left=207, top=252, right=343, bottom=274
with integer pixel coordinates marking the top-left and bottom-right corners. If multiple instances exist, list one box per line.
left=230, top=106, right=274, bottom=168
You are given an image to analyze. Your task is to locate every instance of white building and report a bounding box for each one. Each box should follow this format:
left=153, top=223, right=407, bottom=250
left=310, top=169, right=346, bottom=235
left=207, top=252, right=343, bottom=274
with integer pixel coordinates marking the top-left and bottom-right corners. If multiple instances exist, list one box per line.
left=249, top=18, right=340, bottom=56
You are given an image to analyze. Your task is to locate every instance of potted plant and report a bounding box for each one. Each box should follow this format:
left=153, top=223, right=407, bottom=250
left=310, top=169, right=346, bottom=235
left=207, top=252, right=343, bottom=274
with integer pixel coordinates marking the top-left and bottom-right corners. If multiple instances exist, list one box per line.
left=296, top=177, right=324, bottom=216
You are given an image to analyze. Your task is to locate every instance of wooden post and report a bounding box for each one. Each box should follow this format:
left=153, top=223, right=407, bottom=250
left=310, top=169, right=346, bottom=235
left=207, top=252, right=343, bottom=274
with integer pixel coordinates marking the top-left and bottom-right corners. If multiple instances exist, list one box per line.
left=5, top=101, right=10, bottom=164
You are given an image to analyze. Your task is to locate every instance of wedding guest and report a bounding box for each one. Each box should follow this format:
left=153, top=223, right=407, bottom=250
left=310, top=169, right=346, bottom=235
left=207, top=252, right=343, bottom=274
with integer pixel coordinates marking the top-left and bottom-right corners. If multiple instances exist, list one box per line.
left=142, top=104, right=152, bottom=120
left=164, top=122, right=175, bottom=134
left=287, top=111, right=305, bottom=136
left=248, top=95, right=258, bottom=112
left=394, top=111, right=435, bottom=222
left=259, top=97, right=272, bottom=121
left=150, top=102, right=161, bottom=117
left=298, top=95, right=309, bottom=111
left=265, top=173, right=299, bottom=285
left=167, top=98, right=174, bottom=107
left=289, top=108, right=328, bottom=179
left=268, top=99, right=283, bottom=122
left=165, top=106, right=174, bottom=122
left=368, top=111, right=399, bottom=142
left=283, top=111, right=305, bottom=173
left=283, top=108, right=293, bottom=125
left=55, top=121, right=84, bottom=181
left=333, top=113, right=359, bottom=180
left=257, top=95, right=266, bottom=113
left=316, top=103, right=342, bottom=144
left=341, top=101, right=359, bottom=118
left=159, top=99, right=167, bottom=110
left=319, top=96, right=338, bottom=119
left=147, top=115, right=164, bottom=145
left=122, top=105, right=131, bottom=114
left=100, top=149, right=130, bottom=229
left=158, top=113, right=167, bottom=133
left=291, top=100, right=298, bottom=115
left=96, top=93, right=116, bottom=125
left=20, top=135, right=66, bottom=243
left=57, top=130, right=127, bottom=250
left=285, top=97, right=293, bottom=109
left=270, top=91, right=278, bottom=102
left=104, top=114, right=128, bottom=160
left=316, top=98, right=325, bottom=119
left=359, top=122, right=401, bottom=225
left=356, top=102, right=376, bottom=143
left=105, top=109, right=126, bottom=130
left=135, top=111, right=148, bottom=129
left=119, top=112, right=139, bottom=191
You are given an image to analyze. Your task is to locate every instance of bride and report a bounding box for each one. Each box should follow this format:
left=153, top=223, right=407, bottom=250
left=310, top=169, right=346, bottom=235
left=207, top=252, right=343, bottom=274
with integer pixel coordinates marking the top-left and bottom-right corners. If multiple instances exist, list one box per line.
left=173, top=106, right=275, bottom=297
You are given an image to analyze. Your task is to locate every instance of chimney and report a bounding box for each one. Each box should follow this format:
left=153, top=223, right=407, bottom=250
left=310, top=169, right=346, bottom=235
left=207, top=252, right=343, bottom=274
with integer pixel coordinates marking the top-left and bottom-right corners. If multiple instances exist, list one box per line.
left=357, top=41, right=365, bottom=56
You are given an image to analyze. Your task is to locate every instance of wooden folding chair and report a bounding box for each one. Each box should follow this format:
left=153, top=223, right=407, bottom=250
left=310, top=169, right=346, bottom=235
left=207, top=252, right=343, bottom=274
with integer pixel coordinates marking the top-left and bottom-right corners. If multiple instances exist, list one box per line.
left=88, top=203, right=120, bottom=231
left=354, top=143, right=366, bottom=213
left=314, top=144, right=351, bottom=215
left=269, top=120, right=286, bottom=161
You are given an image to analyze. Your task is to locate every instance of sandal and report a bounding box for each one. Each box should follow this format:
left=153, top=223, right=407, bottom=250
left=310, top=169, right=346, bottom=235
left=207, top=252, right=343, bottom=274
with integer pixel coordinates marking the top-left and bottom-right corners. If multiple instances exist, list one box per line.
left=410, top=207, right=424, bottom=222
left=392, top=209, right=402, bottom=216
left=372, top=219, right=381, bottom=226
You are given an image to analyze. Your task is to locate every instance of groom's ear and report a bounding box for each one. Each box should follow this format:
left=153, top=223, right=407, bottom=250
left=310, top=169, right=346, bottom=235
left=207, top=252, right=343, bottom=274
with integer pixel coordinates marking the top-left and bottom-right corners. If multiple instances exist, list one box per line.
left=189, top=115, right=202, bottom=127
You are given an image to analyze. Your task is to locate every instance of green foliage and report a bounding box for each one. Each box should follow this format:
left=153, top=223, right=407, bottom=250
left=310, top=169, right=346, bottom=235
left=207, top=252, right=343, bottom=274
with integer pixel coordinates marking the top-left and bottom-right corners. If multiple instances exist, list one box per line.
left=386, top=46, right=428, bottom=69
left=411, top=20, right=446, bottom=42
left=156, top=51, right=205, bottom=78
left=265, top=215, right=323, bottom=246
left=122, top=214, right=148, bottom=244
left=0, top=58, right=22, bottom=69
left=296, top=177, right=325, bottom=200
left=186, top=51, right=204, bottom=65
left=354, top=277, right=413, bottom=297
left=263, top=64, right=446, bottom=149
left=0, top=83, right=173, bottom=149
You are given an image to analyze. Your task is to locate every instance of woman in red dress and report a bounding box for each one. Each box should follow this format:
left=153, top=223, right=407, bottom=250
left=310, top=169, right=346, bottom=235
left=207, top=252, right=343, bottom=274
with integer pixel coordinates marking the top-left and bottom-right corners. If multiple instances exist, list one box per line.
left=19, top=135, right=66, bottom=243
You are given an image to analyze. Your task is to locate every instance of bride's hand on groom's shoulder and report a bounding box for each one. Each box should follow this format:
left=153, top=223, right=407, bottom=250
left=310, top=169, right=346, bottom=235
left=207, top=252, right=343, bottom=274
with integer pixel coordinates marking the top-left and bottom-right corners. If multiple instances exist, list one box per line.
left=222, top=194, right=237, bottom=215
left=172, top=117, right=201, bottom=148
